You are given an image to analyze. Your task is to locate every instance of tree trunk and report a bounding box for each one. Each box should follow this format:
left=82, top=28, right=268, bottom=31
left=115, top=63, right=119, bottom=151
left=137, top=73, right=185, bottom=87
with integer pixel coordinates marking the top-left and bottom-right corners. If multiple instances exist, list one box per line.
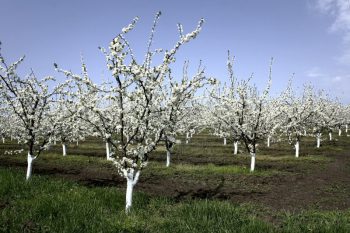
left=250, top=152, right=256, bottom=172
left=267, top=136, right=270, bottom=147
left=186, top=132, right=189, bottom=144
left=26, top=153, right=37, bottom=180
left=329, top=132, right=332, bottom=141
left=76, top=140, right=79, bottom=146
left=339, top=128, right=342, bottom=136
left=2, top=137, right=4, bottom=144
left=346, top=125, right=348, bottom=133
left=106, top=142, right=111, bottom=160
left=166, top=149, right=171, bottom=167
left=125, top=170, right=140, bottom=213
left=223, top=137, right=226, bottom=145
left=295, top=140, right=299, bottom=158
left=62, top=144, right=67, bottom=156
left=233, top=141, right=238, bottom=155
left=54, top=139, right=56, bottom=145
left=316, top=133, right=321, bottom=148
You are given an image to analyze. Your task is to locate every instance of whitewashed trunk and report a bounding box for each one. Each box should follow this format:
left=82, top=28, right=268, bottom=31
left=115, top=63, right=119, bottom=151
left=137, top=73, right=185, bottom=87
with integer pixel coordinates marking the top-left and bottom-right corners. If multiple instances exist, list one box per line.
left=338, top=129, right=342, bottom=136
left=62, top=144, right=67, bottom=156
left=267, top=136, right=270, bottom=147
left=329, top=132, right=332, bottom=141
left=233, top=141, right=238, bottom=155
left=166, top=150, right=171, bottom=167
left=295, top=141, right=299, bottom=158
left=76, top=140, right=79, bottom=146
left=54, top=139, right=56, bottom=145
left=2, top=137, right=4, bottom=144
left=26, top=153, right=37, bottom=180
left=106, top=142, right=111, bottom=160
left=125, top=178, right=134, bottom=213
left=186, top=132, right=189, bottom=144
left=223, top=137, right=227, bottom=145
left=250, top=152, right=256, bottom=172
left=317, top=134, right=321, bottom=148
left=304, top=130, right=307, bottom=136
left=125, top=170, right=140, bottom=213
left=346, top=125, right=348, bottom=133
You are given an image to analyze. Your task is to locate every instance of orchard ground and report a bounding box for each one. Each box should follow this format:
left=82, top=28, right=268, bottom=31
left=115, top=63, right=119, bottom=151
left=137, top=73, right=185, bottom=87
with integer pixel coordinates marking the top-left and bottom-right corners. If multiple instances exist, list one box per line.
left=1, top=133, right=350, bottom=232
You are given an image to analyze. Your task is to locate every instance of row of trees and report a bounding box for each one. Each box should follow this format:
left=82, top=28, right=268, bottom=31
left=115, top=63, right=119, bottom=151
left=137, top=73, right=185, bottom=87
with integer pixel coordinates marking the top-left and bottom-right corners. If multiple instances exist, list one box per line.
left=1, top=13, right=349, bottom=212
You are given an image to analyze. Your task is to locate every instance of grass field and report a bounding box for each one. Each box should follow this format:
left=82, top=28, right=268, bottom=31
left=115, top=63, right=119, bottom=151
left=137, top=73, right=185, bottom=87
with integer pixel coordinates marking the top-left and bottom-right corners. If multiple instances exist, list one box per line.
left=1, top=133, right=350, bottom=232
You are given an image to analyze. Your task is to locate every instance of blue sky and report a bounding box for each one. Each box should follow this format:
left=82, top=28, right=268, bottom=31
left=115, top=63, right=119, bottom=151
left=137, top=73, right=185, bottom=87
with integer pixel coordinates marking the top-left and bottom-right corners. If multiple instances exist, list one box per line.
left=1, top=0, right=349, bottom=103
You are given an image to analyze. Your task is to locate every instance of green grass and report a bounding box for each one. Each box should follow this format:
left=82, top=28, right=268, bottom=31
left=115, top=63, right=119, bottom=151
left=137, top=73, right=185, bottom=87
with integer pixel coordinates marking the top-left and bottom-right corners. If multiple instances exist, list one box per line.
left=147, top=162, right=284, bottom=177
left=1, top=168, right=350, bottom=233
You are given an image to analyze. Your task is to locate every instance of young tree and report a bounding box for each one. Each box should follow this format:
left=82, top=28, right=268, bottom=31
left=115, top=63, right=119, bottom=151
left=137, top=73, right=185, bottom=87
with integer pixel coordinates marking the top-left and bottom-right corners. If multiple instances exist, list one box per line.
left=279, top=83, right=315, bottom=157
left=160, top=61, right=212, bottom=167
left=209, top=53, right=274, bottom=171
left=312, top=91, right=340, bottom=147
left=0, top=43, right=70, bottom=180
left=56, top=12, right=205, bottom=212
left=208, top=53, right=242, bottom=155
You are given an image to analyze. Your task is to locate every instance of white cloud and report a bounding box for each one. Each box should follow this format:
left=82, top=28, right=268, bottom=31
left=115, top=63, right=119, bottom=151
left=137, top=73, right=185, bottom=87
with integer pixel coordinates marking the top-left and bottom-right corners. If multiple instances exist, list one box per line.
left=314, top=0, right=350, bottom=64
left=306, top=67, right=325, bottom=77
left=332, top=75, right=343, bottom=81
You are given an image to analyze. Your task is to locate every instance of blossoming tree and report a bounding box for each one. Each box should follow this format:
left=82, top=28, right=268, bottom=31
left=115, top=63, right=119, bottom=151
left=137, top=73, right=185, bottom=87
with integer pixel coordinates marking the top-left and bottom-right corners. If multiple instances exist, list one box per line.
left=0, top=42, right=70, bottom=180
left=57, top=12, right=205, bottom=212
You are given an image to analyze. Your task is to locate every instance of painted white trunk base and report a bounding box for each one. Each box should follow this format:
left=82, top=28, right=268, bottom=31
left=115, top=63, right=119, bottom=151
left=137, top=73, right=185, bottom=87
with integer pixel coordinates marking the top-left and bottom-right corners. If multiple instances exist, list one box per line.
left=295, top=141, right=299, bottom=158
left=250, top=153, right=256, bottom=172
left=166, top=150, right=171, bottom=167
left=223, top=137, right=227, bottom=145
left=62, top=144, right=67, bottom=156
left=26, top=153, right=37, bottom=180
left=2, top=137, right=4, bottom=144
left=233, top=141, right=238, bottom=155
left=106, top=142, right=111, bottom=160
left=267, top=136, right=270, bottom=147
left=186, top=132, right=189, bottom=144
left=125, top=170, right=140, bottom=213
left=126, top=179, right=134, bottom=213
left=346, top=125, right=348, bottom=133
left=317, top=134, right=321, bottom=148
left=339, top=129, right=342, bottom=136
left=329, top=132, right=332, bottom=141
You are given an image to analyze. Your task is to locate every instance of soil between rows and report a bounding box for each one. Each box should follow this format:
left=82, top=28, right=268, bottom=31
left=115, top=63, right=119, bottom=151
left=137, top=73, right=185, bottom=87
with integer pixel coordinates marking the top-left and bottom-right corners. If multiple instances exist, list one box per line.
left=1, top=137, right=350, bottom=213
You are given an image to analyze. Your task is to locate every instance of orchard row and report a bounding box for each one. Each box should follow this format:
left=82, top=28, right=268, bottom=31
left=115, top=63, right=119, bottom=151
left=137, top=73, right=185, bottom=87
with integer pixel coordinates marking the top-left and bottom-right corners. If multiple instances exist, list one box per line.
left=0, top=12, right=348, bottom=212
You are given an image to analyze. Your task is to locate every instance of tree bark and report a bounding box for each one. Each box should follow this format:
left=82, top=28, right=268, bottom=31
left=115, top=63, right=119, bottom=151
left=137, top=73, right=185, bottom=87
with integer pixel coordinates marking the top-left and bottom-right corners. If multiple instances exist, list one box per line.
left=295, top=140, right=299, bottom=158
left=339, top=128, right=342, bottom=136
left=186, top=132, right=189, bottom=144
left=166, top=149, right=171, bottom=167
left=223, top=137, right=226, bottom=145
left=2, top=137, right=4, bottom=144
left=106, top=142, right=111, bottom=160
left=26, top=153, right=37, bottom=180
left=250, top=152, right=256, bottom=172
left=125, top=170, right=140, bottom=213
left=267, top=136, right=270, bottom=147
left=329, top=132, right=332, bottom=141
left=62, top=144, right=67, bottom=156
left=317, top=133, right=321, bottom=148
left=233, top=141, right=238, bottom=155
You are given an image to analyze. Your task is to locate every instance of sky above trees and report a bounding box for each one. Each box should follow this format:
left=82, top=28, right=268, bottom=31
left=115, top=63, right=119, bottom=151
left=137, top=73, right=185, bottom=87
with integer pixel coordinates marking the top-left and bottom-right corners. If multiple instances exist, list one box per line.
left=1, top=0, right=349, bottom=103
